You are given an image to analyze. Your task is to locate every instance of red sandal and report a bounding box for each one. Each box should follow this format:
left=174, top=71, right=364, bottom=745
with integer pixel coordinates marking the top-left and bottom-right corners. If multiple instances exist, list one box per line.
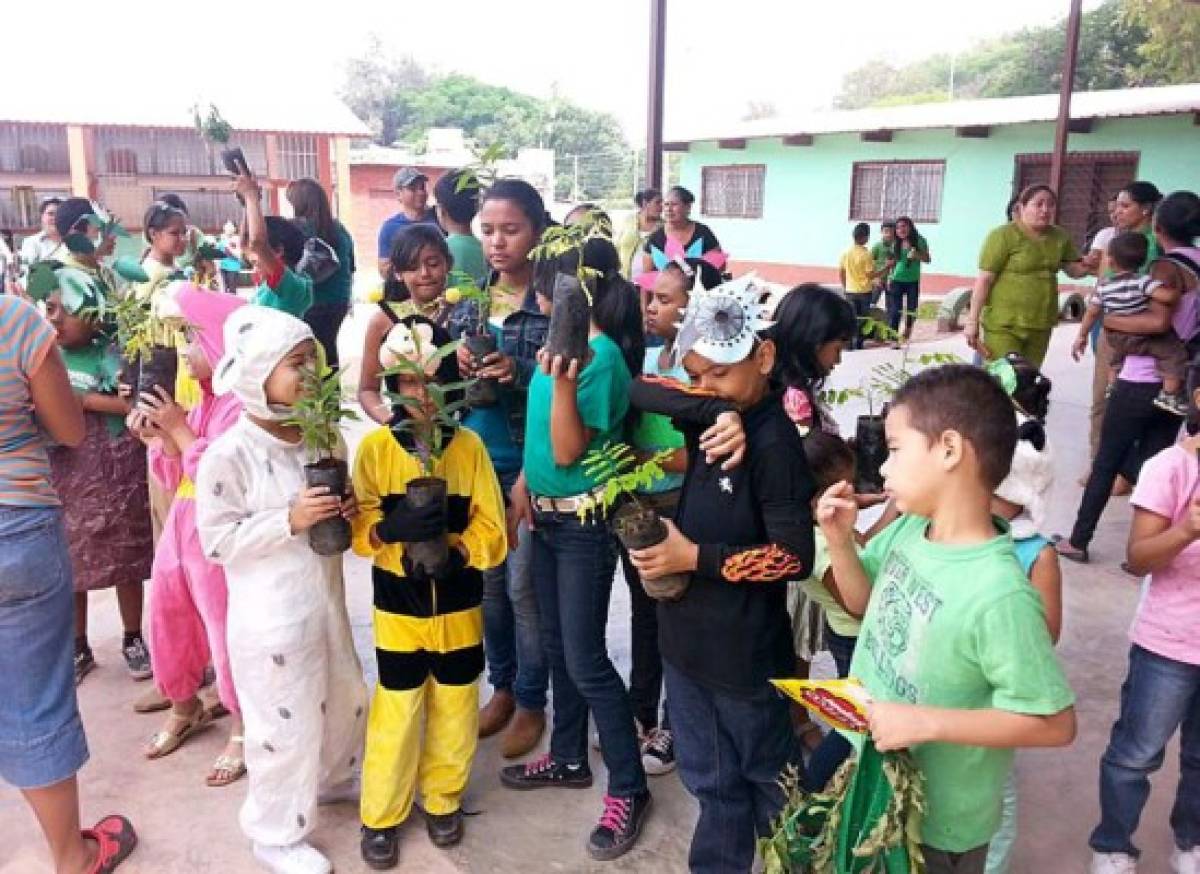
left=83, top=814, right=137, bottom=873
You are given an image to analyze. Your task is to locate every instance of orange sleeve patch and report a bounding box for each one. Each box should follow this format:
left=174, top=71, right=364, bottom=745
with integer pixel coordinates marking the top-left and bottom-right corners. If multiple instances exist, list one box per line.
left=721, top=545, right=804, bottom=582
left=639, top=374, right=717, bottom=397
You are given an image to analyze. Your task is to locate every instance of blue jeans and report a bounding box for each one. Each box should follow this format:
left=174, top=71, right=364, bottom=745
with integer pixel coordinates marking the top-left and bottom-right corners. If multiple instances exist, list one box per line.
left=482, top=517, right=548, bottom=711
left=1090, top=644, right=1200, bottom=858
left=531, top=509, right=646, bottom=796
left=666, top=661, right=797, bottom=874
left=0, top=506, right=89, bottom=789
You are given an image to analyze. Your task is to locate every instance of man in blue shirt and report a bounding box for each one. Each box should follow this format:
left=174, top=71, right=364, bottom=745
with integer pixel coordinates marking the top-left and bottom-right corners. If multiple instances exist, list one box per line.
left=376, top=167, right=438, bottom=279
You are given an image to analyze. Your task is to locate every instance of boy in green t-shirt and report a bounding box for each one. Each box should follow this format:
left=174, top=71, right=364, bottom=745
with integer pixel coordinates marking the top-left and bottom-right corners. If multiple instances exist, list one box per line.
left=233, top=172, right=314, bottom=319
left=817, top=364, right=1075, bottom=873
left=434, top=169, right=488, bottom=285
left=868, top=221, right=896, bottom=305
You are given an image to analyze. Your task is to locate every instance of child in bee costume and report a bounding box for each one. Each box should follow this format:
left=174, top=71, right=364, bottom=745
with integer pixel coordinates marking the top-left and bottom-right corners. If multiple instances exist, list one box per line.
left=353, top=315, right=507, bottom=867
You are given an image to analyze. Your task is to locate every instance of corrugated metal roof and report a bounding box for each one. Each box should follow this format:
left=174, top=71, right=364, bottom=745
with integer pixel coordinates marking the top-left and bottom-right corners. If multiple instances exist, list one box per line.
left=665, top=83, right=1200, bottom=146
left=0, top=88, right=372, bottom=137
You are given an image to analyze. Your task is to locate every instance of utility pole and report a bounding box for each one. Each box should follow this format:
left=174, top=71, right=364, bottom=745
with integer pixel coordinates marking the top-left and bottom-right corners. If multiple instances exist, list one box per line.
left=572, top=154, right=580, bottom=201
left=646, top=0, right=666, bottom=190
left=1049, top=0, right=1084, bottom=213
left=948, top=53, right=956, bottom=100
left=632, top=150, right=640, bottom=198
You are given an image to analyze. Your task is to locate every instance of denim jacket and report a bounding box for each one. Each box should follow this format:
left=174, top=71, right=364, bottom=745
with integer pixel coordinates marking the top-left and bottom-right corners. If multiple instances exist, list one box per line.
left=446, top=277, right=548, bottom=448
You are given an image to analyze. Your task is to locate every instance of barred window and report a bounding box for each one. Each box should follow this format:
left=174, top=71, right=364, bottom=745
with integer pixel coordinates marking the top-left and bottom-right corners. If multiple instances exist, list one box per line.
left=277, top=134, right=318, bottom=180
left=0, top=124, right=70, bottom=174
left=701, top=164, right=765, bottom=218
left=849, top=161, right=944, bottom=223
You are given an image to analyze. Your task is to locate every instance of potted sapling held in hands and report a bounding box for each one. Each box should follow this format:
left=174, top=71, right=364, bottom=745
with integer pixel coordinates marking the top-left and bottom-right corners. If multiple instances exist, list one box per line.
left=576, top=443, right=690, bottom=601
left=287, top=362, right=360, bottom=555
left=112, top=279, right=187, bottom=401
left=533, top=209, right=613, bottom=364
left=381, top=319, right=475, bottom=576
left=443, top=270, right=499, bottom=407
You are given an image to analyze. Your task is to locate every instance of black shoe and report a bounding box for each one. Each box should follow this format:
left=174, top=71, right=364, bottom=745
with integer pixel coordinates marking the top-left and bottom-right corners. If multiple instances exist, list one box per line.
left=500, top=754, right=593, bottom=790
left=587, top=790, right=652, bottom=861
left=122, top=635, right=153, bottom=681
left=74, top=646, right=96, bottom=686
left=360, top=825, right=399, bottom=870
left=425, top=809, right=464, bottom=847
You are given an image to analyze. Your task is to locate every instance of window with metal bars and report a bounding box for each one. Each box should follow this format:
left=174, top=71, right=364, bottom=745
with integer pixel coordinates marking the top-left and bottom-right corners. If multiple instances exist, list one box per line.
left=849, top=161, right=944, bottom=223
left=151, top=188, right=241, bottom=233
left=1013, top=151, right=1138, bottom=252
left=94, top=128, right=269, bottom=177
left=277, top=134, right=318, bottom=180
left=701, top=164, right=765, bottom=218
left=0, top=124, right=70, bottom=174
left=0, top=186, right=71, bottom=230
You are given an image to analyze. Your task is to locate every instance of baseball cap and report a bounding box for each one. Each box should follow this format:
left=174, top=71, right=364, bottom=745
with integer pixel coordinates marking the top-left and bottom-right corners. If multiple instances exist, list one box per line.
left=393, top=167, right=428, bottom=190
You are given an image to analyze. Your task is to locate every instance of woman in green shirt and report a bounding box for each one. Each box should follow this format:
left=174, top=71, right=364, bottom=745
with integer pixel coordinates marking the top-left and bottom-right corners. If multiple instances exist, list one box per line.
left=965, top=185, right=1090, bottom=367
left=885, top=216, right=930, bottom=344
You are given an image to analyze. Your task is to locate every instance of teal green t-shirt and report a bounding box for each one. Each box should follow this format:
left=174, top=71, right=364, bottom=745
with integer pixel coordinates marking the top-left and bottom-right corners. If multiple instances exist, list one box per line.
left=849, top=514, right=1074, bottom=853
left=254, top=266, right=313, bottom=318
left=890, top=238, right=929, bottom=283
left=524, top=333, right=631, bottom=497
left=310, top=221, right=356, bottom=305
left=869, top=240, right=892, bottom=272
left=447, top=233, right=488, bottom=285
left=629, top=347, right=686, bottom=493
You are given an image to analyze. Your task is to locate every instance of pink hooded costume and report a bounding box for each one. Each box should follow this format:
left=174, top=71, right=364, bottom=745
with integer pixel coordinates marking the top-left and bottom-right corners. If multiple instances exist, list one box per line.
left=148, top=286, right=245, bottom=713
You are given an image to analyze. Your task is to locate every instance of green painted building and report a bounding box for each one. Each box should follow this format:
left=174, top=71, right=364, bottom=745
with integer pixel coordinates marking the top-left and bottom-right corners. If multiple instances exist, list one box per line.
left=666, top=84, right=1200, bottom=293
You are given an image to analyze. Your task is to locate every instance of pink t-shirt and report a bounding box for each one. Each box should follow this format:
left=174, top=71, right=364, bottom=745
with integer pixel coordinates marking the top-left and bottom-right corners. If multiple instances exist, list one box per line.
left=1129, top=444, right=1200, bottom=665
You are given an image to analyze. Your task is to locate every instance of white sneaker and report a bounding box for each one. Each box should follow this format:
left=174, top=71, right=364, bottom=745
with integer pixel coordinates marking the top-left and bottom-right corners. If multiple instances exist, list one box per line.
left=252, top=840, right=332, bottom=874
left=1089, top=851, right=1137, bottom=874
left=1173, top=847, right=1200, bottom=874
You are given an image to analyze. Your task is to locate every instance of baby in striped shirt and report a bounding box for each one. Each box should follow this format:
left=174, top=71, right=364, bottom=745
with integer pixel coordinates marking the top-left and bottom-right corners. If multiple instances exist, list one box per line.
left=1076, top=231, right=1187, bottom=417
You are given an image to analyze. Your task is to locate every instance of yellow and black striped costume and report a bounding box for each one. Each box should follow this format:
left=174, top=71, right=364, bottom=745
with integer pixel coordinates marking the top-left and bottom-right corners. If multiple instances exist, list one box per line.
left=352, top=425, right=507, bottom=829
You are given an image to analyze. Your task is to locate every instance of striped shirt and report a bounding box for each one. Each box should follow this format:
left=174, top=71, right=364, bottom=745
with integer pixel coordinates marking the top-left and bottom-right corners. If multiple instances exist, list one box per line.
left=1095, top=272, right=1161, bottom=317
left=0, top=295, right=59, bottom=507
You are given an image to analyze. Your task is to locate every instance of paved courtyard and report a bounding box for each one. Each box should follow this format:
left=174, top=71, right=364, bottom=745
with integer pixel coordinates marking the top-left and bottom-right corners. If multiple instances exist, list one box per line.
left=0, top=316, right=1182, bottom=873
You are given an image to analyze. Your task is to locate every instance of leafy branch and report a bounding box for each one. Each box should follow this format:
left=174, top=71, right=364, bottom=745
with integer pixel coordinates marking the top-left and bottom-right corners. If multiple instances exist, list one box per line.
left=382, top=335, right=475, bottom=476
left=286, top=365, right=360, bottom=461
left=192, top=103, right=233, bottom=145
left=453, top=141, right=507, bottom=194
left=575, top=442, right=673, bottom=521
left=530, top=208, right=612, bottom=304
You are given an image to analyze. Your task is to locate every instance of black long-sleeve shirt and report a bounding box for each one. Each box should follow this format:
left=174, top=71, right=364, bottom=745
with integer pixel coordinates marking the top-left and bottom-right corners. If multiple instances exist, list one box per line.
left=630, top=377, right=816, bottom=697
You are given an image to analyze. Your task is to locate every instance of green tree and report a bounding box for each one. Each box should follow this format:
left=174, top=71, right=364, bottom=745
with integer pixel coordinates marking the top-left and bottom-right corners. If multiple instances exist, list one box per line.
left=341, top=37, right=429, bottom=145
left=1123, top=0, right=1200, bottom=83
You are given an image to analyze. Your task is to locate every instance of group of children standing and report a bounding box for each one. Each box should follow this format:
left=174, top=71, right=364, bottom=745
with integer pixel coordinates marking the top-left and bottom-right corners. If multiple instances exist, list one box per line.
left=22, top=173, right=1200, bottom=874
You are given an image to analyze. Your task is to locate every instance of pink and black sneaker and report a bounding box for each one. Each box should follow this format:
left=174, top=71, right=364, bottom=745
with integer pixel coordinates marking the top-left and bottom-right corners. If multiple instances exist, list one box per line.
left=500, top=753, right=593, bottom=790
left=587, top=791, right=652, bottom=861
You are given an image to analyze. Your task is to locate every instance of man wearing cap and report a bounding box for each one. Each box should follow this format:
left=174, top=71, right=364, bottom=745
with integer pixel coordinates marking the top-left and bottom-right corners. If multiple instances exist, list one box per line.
left=376, top=167, right=438, bottom=280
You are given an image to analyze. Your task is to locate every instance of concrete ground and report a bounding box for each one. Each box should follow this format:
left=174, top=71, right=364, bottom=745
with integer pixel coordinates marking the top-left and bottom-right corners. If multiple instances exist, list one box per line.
left=0, top=317, right=1182, bottom=873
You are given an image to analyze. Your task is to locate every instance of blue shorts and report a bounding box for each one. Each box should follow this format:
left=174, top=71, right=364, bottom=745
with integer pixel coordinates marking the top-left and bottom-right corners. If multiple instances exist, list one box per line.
left=0, top=506, right=89, bottom=789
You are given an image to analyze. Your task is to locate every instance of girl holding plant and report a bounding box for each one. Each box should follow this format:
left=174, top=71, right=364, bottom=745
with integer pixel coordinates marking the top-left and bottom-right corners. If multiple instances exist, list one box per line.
left=359, top=225, right=454, bottom=426
left=129, top=286, right=247, bottom=786
left=33, top=263, right=155, bottom=687
left=352, top=315, right=507, bottom=866
left=499, top=236, right=653, bottom=863
left=195, top=306, right=366, bottom=874
left=446, top=180, right=553, bottom=758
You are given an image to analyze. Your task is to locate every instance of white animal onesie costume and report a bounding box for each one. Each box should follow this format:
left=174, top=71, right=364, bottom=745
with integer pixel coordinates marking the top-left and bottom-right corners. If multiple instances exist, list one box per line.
left=196, top=305, right=367, bottom=847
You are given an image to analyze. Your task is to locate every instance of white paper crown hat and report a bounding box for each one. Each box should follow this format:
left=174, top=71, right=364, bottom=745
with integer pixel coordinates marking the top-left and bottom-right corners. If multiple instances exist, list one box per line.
left=672, top=272, right=775, bottom=366
left=212, top=305, right=314, bottom=421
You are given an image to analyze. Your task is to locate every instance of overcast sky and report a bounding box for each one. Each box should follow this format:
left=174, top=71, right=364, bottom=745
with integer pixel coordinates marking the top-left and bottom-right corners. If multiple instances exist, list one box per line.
left=9, top=0, right=1103, bottom=142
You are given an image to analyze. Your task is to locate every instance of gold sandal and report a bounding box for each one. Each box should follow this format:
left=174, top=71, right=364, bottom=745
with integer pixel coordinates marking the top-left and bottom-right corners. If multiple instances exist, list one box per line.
left=205, top=735, right=246, bottom=787
left=145, top=704, right=213, bottom=760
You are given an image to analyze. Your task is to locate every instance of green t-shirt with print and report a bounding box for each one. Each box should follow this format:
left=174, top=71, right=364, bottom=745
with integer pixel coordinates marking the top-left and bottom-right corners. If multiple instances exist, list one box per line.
left=254, top=267, right=313, bottom=318
left=524, top=333, right=631, bottom=497
left=848, top=514, right=1074, bottom=853
left=890, top=238, right=929, bottom=283
left=979, top=222, right=1080, bottom=332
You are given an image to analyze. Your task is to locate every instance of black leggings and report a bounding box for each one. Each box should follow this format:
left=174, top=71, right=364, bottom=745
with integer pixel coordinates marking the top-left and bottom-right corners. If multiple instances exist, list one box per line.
left=1068, top=379, right=1181, bottom=550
